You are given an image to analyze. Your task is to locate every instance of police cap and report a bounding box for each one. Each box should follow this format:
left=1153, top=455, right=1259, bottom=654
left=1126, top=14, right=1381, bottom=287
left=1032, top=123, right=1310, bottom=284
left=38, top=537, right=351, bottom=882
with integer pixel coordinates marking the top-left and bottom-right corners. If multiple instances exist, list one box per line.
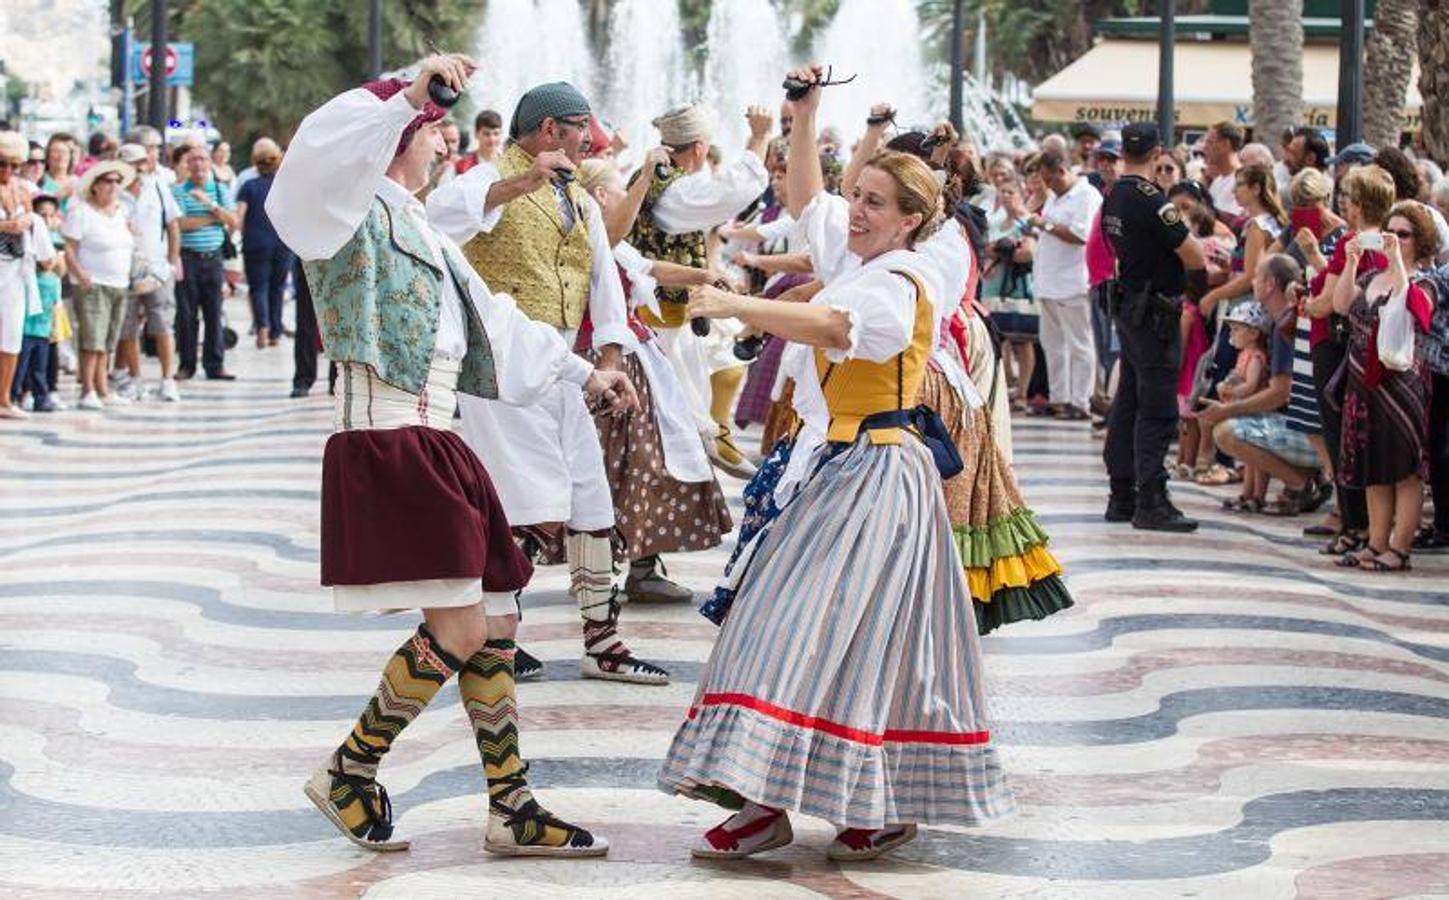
left=1122, top=122, right=1162, bottom=157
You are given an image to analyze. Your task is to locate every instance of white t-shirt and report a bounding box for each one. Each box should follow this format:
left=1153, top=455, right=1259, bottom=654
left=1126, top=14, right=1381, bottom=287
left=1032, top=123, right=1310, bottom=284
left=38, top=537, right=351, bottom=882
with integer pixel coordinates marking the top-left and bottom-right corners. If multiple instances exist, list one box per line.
left=62, top=201, right=136, bottom=288
left=1034, top=177, right=1101, bottom=299
left=124, top=173, right=181, bottom=281
left=1210, top=171, right=1243, bottom=217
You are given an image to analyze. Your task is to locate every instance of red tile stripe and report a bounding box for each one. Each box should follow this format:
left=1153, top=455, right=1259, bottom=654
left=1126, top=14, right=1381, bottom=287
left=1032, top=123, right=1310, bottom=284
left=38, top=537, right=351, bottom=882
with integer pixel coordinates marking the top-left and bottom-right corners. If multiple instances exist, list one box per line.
left=689, top=692, right=991, bottom=747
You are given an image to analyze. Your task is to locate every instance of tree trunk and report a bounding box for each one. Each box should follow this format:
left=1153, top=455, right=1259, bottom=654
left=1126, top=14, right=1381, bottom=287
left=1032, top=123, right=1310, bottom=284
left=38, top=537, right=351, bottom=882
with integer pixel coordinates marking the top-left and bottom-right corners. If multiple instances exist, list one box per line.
left=1364, top=0, right=1418, bottom=149
left=1250, top=0, right=1305, bottom=146
left=1421, top=0, right=1449, bottom=162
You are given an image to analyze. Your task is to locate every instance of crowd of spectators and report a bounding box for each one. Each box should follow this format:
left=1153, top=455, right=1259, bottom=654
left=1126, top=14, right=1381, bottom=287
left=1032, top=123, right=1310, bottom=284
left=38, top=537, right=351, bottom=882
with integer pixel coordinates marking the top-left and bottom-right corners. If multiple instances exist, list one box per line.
left=3, top=107, right=1446, bottom=569
left=924, top=119, right=1449, bottom=569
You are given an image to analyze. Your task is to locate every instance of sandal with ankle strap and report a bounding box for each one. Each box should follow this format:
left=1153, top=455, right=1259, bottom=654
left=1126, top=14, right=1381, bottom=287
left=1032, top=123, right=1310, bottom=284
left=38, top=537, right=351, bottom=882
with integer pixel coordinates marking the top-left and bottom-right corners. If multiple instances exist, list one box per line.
left=1361, top=547, right=1412, bottom=573
left=303, top=759, right=409, bottom=852
left=1320, top=531, right=1366, bottom=556
left=1335, top=545, right=1383, bottom=569
left=484, top=767, right=609, bottom=857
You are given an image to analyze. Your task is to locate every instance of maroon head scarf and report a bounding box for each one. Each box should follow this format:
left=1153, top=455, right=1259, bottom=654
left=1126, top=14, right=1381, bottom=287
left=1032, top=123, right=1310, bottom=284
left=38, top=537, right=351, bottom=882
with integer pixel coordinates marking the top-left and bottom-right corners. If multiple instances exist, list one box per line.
left=361, top=78, right=447, bottom=157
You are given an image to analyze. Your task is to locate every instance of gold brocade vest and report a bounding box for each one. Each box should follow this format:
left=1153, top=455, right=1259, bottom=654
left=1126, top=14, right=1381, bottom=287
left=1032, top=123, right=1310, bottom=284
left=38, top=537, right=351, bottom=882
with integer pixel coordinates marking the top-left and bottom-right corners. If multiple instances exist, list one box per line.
left=627, top=167, right=708, bottom=329
left=814, top=270, right=934, bottom=446
left=461, top=143, right=593, bottom=328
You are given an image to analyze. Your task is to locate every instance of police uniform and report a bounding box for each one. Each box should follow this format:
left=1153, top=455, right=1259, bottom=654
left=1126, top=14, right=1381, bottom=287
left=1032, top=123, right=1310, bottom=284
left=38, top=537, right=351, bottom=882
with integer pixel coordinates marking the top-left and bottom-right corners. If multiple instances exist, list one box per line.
left=1098, top=122, right=1199, bottom=532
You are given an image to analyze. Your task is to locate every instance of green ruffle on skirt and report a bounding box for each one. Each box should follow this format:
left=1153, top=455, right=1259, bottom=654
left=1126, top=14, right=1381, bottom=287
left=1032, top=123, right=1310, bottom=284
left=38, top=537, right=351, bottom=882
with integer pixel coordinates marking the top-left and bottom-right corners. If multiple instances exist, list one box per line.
left=952, top=507, right=1052, bottom=569
left=973, top=574, right=1074, bottom=635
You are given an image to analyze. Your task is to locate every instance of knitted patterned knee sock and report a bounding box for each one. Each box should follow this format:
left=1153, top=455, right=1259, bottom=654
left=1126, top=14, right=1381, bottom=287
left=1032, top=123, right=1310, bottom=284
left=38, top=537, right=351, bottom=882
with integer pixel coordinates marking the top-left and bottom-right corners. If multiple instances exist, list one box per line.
left=330, top=623, right=460, bottom=837
left=459, top=638, right=532, bottom=811
left=460, top=638, right=596, bottom=849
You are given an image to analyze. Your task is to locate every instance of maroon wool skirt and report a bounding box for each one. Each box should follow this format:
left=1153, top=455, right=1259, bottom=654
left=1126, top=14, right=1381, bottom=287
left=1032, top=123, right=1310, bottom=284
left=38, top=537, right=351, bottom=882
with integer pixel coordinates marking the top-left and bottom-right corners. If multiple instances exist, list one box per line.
left=320, top=425, right=533, bottom=591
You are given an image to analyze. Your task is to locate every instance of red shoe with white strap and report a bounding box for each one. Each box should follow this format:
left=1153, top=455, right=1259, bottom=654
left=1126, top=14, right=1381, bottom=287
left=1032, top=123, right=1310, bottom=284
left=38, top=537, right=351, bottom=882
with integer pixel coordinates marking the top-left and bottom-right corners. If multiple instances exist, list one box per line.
left=690, top=804, right=793, bottom=860
left=827, top=824, right=918, bottom=861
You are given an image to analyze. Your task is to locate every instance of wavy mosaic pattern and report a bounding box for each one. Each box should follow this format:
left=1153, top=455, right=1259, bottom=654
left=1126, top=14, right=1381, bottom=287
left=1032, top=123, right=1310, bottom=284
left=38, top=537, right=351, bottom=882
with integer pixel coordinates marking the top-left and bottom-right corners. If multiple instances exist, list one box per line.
left=2, top=343, right=1447, bottom=899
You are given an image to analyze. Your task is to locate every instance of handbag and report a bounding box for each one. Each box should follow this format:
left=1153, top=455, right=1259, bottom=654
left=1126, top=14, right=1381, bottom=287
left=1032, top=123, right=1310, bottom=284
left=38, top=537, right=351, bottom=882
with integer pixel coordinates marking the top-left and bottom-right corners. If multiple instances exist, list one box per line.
left=1376, top=285, right=1416, bottom=372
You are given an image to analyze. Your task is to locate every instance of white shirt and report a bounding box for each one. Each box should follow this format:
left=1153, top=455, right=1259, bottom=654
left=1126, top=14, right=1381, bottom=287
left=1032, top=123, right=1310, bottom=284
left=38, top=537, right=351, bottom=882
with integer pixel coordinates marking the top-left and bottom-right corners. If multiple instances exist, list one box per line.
left=755, top=212, right=797, bottom=246
left=777, top=191, right=937, bottom=501
left=124, top=172, right=181, bottom=282
left=0, top=210, right=55, bottom=319
left=651, top=154, right=769, bottom=235
left=266, top=86, right=593, bottom=403
left=1210, top=171, right=1243, bottom=217
left=1034, top=177, right=1100, bottom=299
left=62, top=201, right=135, bottom=289
left=425, top=153, right=636, bottom=352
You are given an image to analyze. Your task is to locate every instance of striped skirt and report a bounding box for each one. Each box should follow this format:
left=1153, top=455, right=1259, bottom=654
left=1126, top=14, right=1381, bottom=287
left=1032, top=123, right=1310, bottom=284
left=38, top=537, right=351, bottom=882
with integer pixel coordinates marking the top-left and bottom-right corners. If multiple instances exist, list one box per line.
left=658, top=434, right=1014, bottom=829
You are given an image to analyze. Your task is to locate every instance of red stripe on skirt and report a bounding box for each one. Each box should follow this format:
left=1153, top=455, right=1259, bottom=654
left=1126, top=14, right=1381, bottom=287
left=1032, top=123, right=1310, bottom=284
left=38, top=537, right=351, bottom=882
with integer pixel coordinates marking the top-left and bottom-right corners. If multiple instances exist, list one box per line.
left=688, top=692, right=991, bottom=747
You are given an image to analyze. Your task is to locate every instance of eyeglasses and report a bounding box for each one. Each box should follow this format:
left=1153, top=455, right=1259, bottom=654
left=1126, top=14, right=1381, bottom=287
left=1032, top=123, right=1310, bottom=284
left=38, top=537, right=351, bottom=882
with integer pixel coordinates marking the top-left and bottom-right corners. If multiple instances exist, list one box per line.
left=97, top=175, right=123, bottom=185
left=0, top=160, right=16, bottom=170
left=556, top=117, right=591, bottom=131
left=1385, top=229, right=1415, bottom=240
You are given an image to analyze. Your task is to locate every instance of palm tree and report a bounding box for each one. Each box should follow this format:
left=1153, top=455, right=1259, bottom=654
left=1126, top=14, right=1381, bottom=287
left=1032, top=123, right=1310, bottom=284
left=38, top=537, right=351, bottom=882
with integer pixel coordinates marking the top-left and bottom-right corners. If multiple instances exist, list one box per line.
left=1363, top=0, right=1417, bottom=150
left=1421, top=0, right=1449, bottom=161
left=1250, top=0, right=1304, bottom=147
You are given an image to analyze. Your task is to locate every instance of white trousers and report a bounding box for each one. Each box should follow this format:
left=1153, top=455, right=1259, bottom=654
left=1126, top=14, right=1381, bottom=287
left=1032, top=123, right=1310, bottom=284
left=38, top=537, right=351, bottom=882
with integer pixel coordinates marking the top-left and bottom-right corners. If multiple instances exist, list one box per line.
left=1038, top=293, right=1096, bottom=411
left=457, top=380, right=614, bottom=532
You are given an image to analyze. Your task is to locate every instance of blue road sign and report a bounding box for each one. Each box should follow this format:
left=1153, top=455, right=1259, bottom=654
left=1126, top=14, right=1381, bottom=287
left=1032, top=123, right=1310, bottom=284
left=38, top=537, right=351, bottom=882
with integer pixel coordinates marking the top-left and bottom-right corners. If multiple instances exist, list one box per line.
left=130, top=42, right=195, bottom=88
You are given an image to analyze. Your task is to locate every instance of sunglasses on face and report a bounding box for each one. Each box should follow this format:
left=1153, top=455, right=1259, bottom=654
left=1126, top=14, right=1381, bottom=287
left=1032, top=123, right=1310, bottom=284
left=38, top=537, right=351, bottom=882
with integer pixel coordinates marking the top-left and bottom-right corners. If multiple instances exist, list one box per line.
left=1385, top=229, right=1415, bottom=240
left=98, top=175, right=123, bottom=185
left=0, top=160, right=16, bottom=170
left=556, top=117, right=590, bottom=131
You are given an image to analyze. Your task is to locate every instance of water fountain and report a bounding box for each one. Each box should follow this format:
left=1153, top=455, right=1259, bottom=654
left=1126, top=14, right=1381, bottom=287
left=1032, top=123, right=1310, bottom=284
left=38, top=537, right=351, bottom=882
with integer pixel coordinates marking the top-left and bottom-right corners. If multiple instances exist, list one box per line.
left=599, top=0, right=690, bottom=165
left=812, top=0, right=931, bottom=146
left=471, top=0, right=597, bottom=128
left=459, top=0, right=1030, bottom=160
left=701, top=0, right=789, bottom=158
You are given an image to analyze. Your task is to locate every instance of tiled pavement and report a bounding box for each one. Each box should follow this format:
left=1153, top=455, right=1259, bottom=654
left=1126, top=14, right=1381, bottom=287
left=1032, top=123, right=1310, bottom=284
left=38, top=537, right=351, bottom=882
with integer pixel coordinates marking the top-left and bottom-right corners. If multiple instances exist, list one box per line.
left=2, top=334, right=1448, bottom=899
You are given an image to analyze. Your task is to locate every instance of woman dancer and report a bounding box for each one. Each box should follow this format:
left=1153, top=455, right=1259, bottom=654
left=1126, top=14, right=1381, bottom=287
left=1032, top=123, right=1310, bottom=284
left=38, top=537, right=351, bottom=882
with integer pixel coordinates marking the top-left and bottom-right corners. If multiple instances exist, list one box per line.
left=660, top=66, right=1012, bottom=862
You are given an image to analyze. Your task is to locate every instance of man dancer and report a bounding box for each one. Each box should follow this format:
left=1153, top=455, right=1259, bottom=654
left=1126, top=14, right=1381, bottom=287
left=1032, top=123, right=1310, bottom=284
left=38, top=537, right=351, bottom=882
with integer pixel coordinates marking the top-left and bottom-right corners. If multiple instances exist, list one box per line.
left=626, top=104, right=772, bottom=477
left=268, top=54, right=634, bottom=857
left=428, top=81, right=671, bottom=685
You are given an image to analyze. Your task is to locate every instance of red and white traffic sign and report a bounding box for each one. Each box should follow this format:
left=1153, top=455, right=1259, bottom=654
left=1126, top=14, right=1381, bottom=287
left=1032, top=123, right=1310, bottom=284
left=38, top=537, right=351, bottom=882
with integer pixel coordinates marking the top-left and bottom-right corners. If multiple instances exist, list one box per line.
left=140, top=45, right=180, bottom=78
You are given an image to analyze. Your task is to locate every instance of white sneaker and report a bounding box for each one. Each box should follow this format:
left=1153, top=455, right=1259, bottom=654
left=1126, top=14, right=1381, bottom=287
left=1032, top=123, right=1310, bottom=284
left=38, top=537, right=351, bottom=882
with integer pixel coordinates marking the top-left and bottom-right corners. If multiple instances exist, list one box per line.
left=159, top=379, right=181, bottom=402
left=19, top=394, right=34, bottom=412
left=77, top=392, right=103, bottom=411
left=109, top=370, right=132, bottom=391
left=115, top=380, right=143, bottom=402
left=103, top=392, right=133, bottom=406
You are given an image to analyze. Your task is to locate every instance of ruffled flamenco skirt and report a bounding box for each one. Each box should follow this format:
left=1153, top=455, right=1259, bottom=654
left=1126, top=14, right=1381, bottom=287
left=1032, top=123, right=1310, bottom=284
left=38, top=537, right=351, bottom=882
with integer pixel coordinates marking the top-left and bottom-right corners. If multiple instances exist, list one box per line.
left=918, top=363, right=1073, bottom=634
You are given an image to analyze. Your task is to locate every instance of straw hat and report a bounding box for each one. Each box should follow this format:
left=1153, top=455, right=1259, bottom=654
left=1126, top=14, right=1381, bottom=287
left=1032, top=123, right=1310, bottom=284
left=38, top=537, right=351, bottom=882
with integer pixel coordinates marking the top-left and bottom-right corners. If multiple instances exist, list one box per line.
left=0, top=131, right=27, bottom=165
left=79, top=159, right=137, bottom=195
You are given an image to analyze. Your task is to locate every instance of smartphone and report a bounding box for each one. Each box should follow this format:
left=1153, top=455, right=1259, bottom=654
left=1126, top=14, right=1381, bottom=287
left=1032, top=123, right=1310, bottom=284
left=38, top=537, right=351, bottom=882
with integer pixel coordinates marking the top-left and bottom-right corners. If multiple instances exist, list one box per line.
left=1358, top=231, right=1383, bottom=251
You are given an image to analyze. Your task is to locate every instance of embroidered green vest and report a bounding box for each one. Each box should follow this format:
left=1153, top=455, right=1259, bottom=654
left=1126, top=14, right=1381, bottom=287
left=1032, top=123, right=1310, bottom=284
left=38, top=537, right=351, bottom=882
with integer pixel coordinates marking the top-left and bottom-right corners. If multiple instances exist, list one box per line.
left=627, top=167, right=708, bottom=328
left=302, top=197, right=498, bottom=399
left=461, top=143, right=594, bottom=329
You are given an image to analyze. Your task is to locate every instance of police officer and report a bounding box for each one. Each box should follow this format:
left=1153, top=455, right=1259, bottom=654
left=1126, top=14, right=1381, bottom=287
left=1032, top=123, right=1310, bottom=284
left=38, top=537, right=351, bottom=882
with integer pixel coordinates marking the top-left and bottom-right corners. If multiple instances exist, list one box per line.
left=1099, top=122, right=1207, bottom=532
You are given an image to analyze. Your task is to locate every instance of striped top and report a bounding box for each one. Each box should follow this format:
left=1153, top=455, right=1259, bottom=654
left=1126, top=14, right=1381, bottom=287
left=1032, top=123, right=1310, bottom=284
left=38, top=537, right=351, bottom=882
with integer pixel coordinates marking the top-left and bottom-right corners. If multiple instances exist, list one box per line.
left=1284, top=314, right=1321, bottom=434
left=172, top=177, right=233, bottom=252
